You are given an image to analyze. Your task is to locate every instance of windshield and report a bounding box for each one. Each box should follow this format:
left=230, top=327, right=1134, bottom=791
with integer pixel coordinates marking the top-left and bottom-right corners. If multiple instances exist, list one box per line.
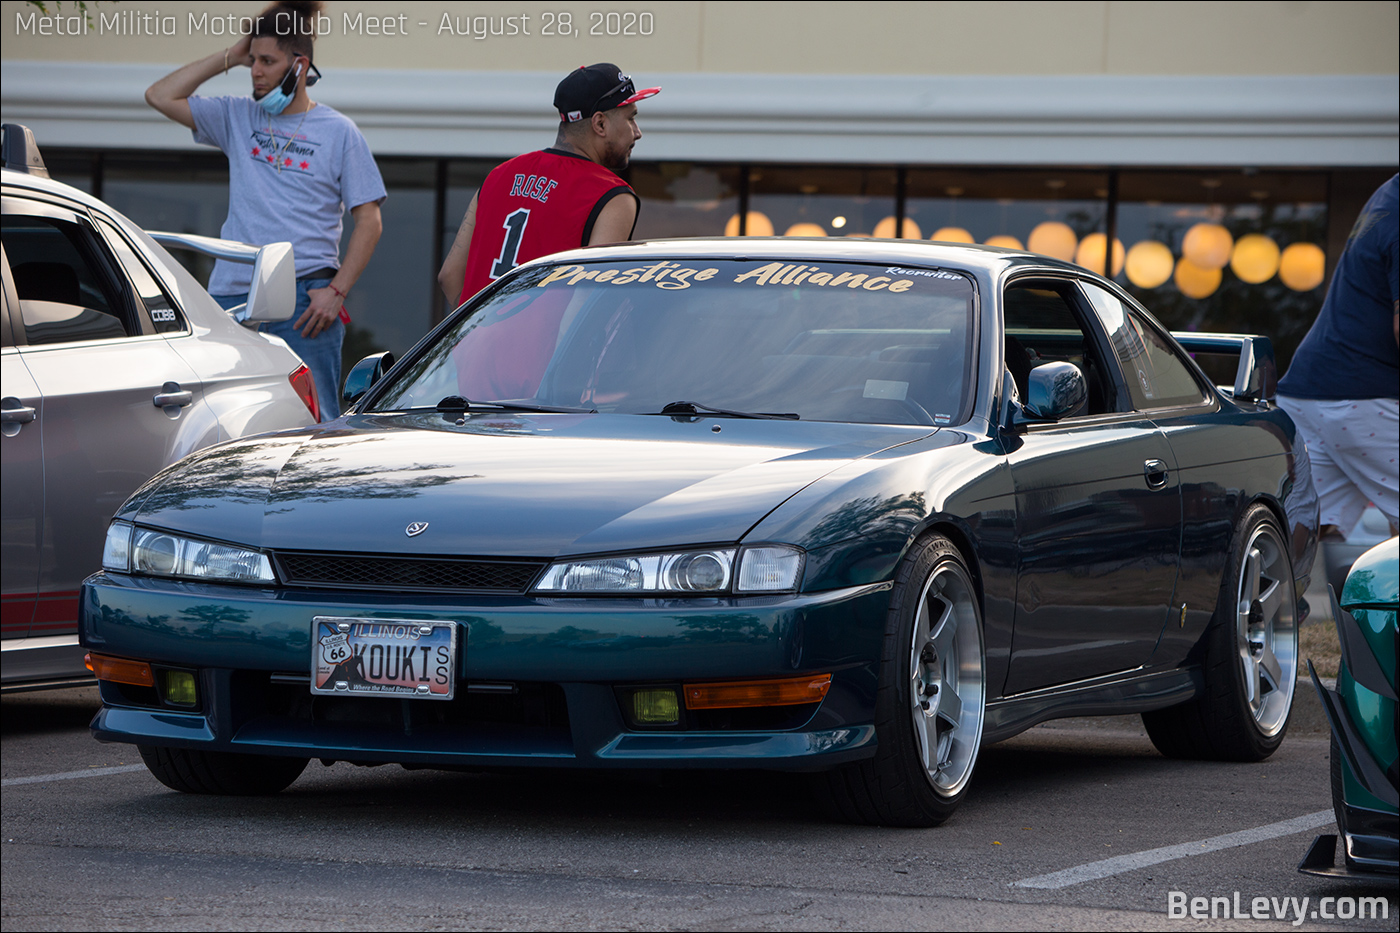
left=371, top=259, right=977, bottom=426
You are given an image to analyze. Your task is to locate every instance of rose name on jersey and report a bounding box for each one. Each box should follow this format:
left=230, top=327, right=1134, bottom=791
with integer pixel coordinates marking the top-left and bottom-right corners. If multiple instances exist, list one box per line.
left=510, top=174, right=559, bottom=203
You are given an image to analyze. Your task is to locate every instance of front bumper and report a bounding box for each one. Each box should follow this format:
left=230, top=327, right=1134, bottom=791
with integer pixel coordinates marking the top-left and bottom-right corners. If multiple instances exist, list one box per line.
left=82, top=572, right=890, bottom=770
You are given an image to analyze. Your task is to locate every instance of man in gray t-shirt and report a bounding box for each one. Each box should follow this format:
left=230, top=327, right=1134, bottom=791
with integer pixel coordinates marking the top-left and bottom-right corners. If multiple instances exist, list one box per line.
left=146, top=4, right=385, bottom=420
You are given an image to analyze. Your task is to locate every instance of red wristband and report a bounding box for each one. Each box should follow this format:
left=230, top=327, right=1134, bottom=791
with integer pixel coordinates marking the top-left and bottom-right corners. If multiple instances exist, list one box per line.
left=328, top=283, right=347, bottom=301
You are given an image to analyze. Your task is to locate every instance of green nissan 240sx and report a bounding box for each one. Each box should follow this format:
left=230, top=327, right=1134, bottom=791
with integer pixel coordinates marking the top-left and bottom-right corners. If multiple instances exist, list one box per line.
left=82, top=237, right=1318, bottom=826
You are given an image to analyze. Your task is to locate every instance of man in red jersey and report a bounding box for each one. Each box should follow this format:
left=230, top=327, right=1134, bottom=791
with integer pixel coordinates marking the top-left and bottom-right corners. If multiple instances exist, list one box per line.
left=437, top=63, right=659, bottom=305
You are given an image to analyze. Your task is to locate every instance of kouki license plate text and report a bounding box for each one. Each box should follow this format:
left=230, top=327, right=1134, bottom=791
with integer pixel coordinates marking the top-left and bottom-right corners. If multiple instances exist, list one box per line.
left=312, top=617, right=457, bottom=699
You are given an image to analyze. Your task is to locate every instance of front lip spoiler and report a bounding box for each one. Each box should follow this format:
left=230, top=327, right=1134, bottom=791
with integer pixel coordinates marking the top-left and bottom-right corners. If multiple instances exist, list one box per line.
left=1298, top=833, right=1400, bottom=879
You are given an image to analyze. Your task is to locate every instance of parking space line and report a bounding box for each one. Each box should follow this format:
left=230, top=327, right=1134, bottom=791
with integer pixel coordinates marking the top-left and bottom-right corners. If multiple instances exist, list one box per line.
left=1010, top=810, right=1334, bottom=889
left=2, top=764, right=147, bottom=787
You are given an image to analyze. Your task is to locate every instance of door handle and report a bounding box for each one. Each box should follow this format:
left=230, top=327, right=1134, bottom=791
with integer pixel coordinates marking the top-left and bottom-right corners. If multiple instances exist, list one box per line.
left=1, top=400, right=37, bottom=423
left=153, top=381, right=194, bottom=410
left=2, top=397, right=37, bottom=436
left=1144, top=459, right=1169, bottom=490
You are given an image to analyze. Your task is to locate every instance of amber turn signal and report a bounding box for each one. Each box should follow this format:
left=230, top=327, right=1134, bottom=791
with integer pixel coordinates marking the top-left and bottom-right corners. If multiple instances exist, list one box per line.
left=85, top=652, right=154, bottom=687
left=683, top=674, right=832, bottom=710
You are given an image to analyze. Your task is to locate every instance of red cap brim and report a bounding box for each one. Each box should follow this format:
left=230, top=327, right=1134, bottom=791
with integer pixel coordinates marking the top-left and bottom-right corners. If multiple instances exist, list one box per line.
left=619, top=86, right=661, bottom=106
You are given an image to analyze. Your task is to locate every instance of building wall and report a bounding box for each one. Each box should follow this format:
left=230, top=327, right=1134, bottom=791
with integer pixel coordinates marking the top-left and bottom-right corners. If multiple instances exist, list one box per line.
left=6, top=1, right=1398, bottom=75
left=4, top=2, right=1397, bottom=164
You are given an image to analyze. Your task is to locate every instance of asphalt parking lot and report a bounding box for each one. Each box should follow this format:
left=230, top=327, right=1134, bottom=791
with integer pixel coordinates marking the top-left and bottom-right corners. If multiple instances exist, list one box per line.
left=2, top=674, right=1393, bottom=932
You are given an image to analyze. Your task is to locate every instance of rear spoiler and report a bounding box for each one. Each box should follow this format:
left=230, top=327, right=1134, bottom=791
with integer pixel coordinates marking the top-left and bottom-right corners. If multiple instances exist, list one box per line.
left=148, top=231, right=295, bottom=326
left=1171, top=332, right=1277, bottom=405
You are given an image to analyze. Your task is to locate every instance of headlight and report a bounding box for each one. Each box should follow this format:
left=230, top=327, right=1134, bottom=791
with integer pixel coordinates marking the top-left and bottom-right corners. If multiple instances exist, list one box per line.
left=102, top=520, right=275, bottom=584
left=534, top=545, right=803, bottom=594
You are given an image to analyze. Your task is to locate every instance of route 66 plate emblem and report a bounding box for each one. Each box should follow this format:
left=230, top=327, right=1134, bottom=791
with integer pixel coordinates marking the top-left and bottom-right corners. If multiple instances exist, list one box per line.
left=311, top=616, right=458, bottom=700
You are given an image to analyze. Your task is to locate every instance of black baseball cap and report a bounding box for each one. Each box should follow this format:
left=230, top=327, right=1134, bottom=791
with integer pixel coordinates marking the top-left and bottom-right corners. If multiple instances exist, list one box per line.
left=555, top=64, right=660, bottom=123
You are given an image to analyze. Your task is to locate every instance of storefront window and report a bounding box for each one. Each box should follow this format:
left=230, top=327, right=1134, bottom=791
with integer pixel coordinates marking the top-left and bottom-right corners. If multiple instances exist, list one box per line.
left=100, top=153, right=232, bottom=286
left=1114, top=171, right=1329, bottom=369
left=906, top=170, right=1108, bottom=258
left=746, top=166, right=897, bottom=238
left=34, top=149, right=1381, bottom=384
left=630, top=162, right=740, bottom=239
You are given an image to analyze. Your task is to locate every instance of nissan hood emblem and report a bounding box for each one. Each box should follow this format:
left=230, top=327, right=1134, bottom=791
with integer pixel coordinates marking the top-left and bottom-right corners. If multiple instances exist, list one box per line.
left=405, top=522, right=429, bottom=537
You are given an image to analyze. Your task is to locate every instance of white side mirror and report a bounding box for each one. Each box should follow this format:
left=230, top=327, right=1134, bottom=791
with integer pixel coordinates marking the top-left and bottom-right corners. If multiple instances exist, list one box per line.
left=243, top=242, right=295, bottom=323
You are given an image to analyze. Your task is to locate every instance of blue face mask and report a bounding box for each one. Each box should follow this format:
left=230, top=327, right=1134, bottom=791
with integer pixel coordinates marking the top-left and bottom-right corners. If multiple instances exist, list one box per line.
left=257, top=60, right=304, bottom=116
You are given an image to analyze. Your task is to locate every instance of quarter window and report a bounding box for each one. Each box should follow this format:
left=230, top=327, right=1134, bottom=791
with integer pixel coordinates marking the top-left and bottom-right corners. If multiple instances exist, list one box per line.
left=95, top=218, right=187, bottom=334
left=1079, top=281, right=1206, bottom=410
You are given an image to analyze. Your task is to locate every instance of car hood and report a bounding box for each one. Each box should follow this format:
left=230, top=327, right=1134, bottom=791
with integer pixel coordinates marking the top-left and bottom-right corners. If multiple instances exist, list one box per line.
left=125, top=412, right=932, bottom=557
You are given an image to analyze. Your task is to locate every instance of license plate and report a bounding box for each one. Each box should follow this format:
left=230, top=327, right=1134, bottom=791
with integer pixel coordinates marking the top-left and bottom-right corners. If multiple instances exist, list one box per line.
left=312, top=617, right=458, bottom=700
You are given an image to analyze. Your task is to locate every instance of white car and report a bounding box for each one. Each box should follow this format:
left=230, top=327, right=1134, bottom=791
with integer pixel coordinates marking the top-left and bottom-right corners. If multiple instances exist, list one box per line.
left=1, top=124, right=317, bottom=690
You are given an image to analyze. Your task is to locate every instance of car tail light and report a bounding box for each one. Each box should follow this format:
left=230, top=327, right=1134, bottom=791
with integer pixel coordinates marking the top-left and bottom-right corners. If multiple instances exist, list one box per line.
left=85, top=652, right=154, bottom=687
left=683, top=674, right=832, bottom=709
left=289, top=364, right=320, bottom=421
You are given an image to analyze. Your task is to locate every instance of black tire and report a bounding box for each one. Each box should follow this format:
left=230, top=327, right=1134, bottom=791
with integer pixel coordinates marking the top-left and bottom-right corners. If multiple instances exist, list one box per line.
left=823, top=535, right=986, bottom=826
left=138, top=745, right=308, bottom=795
left=1143, top=505, right=1298, bottom=761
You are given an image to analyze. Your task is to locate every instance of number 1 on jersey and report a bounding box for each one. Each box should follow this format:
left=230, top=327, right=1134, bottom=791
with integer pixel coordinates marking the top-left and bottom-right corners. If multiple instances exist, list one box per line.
left=491, top=208, right=530, bottom=280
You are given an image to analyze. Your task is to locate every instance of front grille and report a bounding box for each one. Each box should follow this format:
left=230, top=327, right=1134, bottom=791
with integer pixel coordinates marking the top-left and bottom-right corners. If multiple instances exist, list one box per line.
left=274, top=551, right=546, bottom=593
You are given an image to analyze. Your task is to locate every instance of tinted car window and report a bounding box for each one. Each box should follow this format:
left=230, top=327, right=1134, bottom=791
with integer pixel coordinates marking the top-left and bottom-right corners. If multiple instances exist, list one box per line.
left=374, top=260, right=977, bottom=426
left=1079, top=281, right=1206, bottom=410
left=1003, top=281, right=1122, bottom=416
left=1, top=213, right=130, bottom=345
left=95, top=217, right=187, bottom=334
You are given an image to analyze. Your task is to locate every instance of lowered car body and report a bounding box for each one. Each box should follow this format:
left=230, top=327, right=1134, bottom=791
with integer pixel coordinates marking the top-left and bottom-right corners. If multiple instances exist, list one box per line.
left=81, top=238, right=1317, bottom=825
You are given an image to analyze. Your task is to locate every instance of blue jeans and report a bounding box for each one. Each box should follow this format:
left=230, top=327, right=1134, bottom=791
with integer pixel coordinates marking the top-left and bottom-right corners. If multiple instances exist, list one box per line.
left=213, top=277, right=344, bottom=421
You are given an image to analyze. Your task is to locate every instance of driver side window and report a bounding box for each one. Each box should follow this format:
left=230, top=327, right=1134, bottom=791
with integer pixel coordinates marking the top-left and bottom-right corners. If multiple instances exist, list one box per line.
left=1003, top=280, right=1125, bottom=416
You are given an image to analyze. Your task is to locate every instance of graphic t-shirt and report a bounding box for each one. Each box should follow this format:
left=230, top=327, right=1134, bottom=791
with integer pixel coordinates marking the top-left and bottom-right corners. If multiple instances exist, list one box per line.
left=188, top=95, right=387, bottom=294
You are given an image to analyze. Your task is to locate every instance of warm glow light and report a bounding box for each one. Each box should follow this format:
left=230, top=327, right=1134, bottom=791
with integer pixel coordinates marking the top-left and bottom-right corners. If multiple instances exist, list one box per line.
left=984, top=235, right=1024, bottom=250
left=783, top=222, right=828, bottom=237
left=1174, top=256, right=1222, bottom=299
left=930, top=226, right=974, bottom=243
left=1229, top=233, right=1281, bottom=284
left=1279, top=242, right=1325, bottom=291
left=1075, top=232, right=1125, bottom=277
left=684, top=674, right=833, bottom=709
left=723, top=211, right=774, bottom=237
left=830, top=215, right=847, bottom=229
left=1181, top=222, right=1234, bottom=270
left=1027, top=221, right=1078, bottom=261
left=872, top=216, right=923, bottom=239
left=1125, top=240, right=1175, bottom=289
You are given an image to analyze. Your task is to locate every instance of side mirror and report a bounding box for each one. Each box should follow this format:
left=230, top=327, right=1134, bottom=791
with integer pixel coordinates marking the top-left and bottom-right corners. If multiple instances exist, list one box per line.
left=342, top=351, right=396, bottom=408
left=1023, top=361, right=1087, bottom=422
left=242, top=242, right=296, bottom=323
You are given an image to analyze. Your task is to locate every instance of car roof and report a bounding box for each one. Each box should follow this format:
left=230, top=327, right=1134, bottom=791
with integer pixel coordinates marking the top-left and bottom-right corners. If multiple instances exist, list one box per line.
left=2, top=165, right=115, bottom=216
left=524, top=235, right=1087, bottom=278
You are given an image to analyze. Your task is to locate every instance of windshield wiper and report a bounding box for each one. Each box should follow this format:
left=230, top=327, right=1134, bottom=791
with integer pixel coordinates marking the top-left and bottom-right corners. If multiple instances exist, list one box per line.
left=436, top=396, right=597, bottom=414
left=655, top=400, right=799, bottom=421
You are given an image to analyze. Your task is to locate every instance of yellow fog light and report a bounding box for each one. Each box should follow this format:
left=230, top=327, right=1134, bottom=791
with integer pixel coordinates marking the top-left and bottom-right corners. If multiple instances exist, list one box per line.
left=162, top=670, right=198, bottom=707
left=632, top=688, right=679, bottom=724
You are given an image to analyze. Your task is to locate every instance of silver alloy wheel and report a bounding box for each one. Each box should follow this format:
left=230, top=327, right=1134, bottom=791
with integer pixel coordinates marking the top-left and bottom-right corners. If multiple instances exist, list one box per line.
left=909, top=559, right=985, bottom=797
left=1234, top=522, right=1297, bottom=737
